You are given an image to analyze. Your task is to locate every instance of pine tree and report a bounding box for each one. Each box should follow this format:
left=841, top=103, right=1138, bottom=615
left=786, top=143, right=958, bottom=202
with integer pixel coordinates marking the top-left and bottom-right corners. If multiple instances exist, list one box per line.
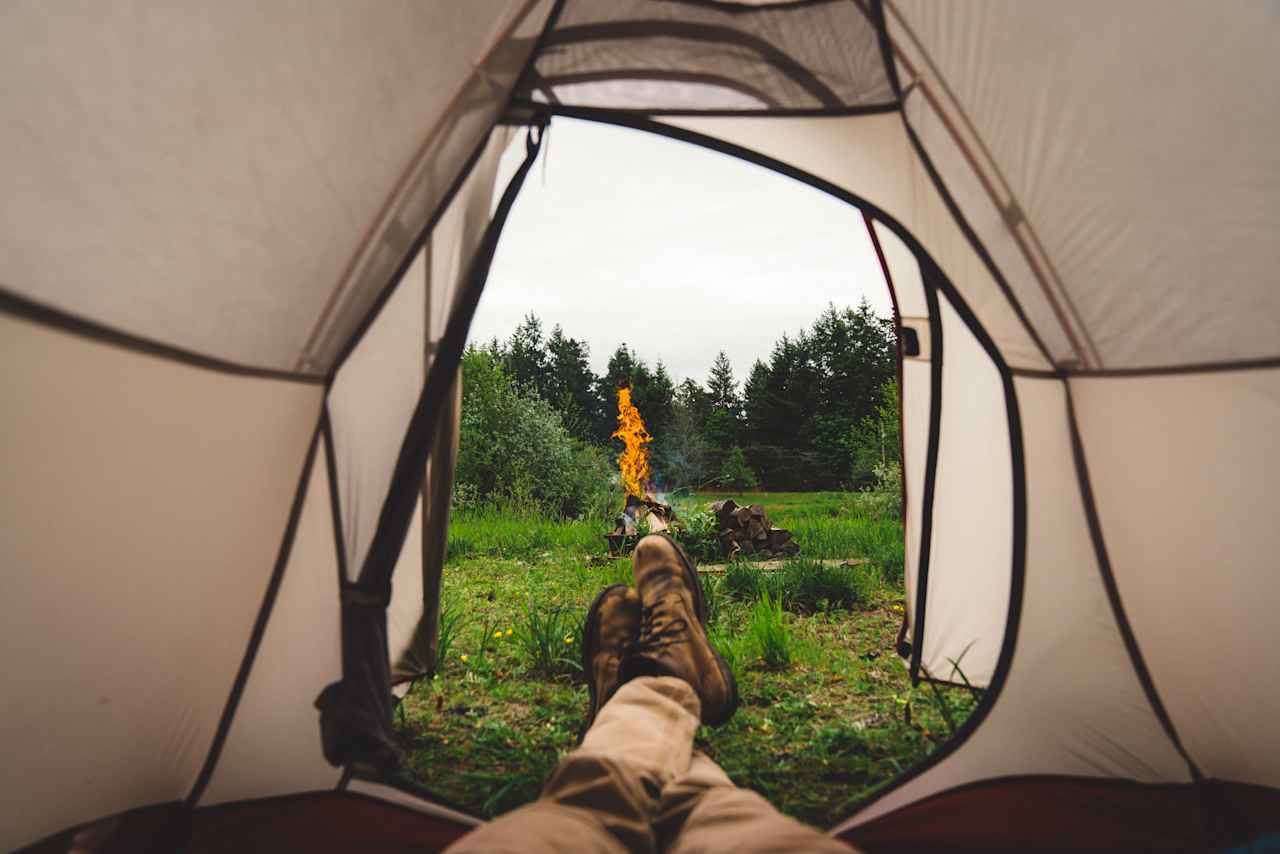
left=504, top=313, right=548, bottom=396
left=704, top=350, right=741, bottom=453
left=544, top=324, right=600, bottom=441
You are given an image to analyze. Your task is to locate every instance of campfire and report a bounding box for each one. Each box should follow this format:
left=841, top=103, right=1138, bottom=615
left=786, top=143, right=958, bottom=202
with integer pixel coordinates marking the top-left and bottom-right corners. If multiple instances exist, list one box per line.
left=604, top=384, right=677, bottom=554
left=601, top=383, right=798, bottom=559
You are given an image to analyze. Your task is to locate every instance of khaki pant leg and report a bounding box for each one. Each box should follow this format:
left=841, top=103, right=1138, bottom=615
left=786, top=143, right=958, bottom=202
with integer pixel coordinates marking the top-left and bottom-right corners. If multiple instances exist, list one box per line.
left=657, top=753, right=857, bottom=854
left=446, top=677, right=701, bottom=854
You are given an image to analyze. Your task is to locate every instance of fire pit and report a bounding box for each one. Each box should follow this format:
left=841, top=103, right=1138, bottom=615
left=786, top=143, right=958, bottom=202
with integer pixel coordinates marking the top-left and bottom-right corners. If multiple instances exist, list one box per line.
left=604, top=493, right=678, bottom=555
left=603, top=383, right=677, bottom=554
left=600, top=382, right=799, bottom=559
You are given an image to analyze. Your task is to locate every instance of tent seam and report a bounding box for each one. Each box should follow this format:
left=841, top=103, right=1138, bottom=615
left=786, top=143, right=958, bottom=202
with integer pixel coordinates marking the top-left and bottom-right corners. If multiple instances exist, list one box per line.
left=0, top=286, right=326, bottom=385
left=907, top=269, right=944, bottom=684
left=185, top=415, right=325, bottom=806
left=1062, top=380, right=1205, bottom=782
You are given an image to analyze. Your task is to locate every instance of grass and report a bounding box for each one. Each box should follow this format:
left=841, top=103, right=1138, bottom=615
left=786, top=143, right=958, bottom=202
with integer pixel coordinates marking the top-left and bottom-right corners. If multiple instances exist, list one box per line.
left=723, top=558, right=880, bottom=614
left=395, top=490, right=977, bottom=828
left=749, top=592, right=792, bottom=669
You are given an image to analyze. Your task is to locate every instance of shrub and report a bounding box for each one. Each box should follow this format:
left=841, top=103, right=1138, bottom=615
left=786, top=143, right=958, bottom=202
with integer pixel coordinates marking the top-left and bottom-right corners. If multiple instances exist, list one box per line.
left=718, top=445, right=759, bottom=490
left=749, top=591, right=792, bottom=669
left=456, top=348, right=615, bottom=519
left=514, top=600, right=584, bottom=679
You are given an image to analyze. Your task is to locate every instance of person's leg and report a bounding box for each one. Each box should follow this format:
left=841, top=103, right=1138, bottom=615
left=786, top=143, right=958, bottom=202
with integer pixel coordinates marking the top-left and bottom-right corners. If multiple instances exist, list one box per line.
left=444, top=676, right=701, bottom=854
left=656, top=753, right=857, bottom=854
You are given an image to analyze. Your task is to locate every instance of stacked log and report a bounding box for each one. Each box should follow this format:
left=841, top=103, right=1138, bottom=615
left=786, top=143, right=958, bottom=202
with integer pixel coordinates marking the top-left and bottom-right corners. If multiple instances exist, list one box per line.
left=710, top=499, right=799, bottom=559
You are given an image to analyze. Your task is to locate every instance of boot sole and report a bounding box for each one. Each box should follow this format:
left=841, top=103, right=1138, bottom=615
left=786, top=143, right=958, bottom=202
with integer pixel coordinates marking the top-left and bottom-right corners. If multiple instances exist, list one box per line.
left=651, top=534, right=740, bottom=727
left=579, top=582, right=631, bottom=742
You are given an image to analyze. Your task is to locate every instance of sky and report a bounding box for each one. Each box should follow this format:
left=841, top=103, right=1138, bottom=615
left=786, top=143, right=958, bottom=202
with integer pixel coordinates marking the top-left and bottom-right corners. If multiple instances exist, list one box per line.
left=472, top=118, right=892, bottom=385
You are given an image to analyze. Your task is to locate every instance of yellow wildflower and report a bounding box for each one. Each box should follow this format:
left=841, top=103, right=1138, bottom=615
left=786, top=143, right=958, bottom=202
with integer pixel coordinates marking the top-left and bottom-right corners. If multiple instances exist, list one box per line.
left=460, top=654, right=469, bottom=663
left=563, top=634, right=573, bottom=645
left=493, top=630, right=503, bottom=639
left=506, top=628, right=514, bottom=636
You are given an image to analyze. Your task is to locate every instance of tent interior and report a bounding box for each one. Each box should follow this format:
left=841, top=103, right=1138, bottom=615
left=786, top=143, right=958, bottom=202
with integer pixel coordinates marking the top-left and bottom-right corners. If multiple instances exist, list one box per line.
left=3, top=1, right=1278, bottom=851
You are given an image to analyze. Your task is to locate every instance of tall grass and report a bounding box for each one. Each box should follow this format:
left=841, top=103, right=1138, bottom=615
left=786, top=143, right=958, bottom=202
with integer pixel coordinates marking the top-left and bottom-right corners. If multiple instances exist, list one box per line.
left=724, top=558, right=880, bottom=613
left=749, top=591, right=792, bottom=669
left=448, top=503, right=606, bottom=560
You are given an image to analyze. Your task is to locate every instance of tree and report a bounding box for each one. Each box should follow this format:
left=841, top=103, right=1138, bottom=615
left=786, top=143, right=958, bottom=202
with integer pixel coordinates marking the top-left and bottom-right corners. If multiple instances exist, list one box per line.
left=718, top=446, right=759, bottom=490
left=849, top=378, right=901, bottom=489
left=504, top=313, right=548, bottom=397
left=544, top=324, right=600, bottom=441
left=704, top=350, right=742, bottom=452
left=654, top=400, right=710, bottom=490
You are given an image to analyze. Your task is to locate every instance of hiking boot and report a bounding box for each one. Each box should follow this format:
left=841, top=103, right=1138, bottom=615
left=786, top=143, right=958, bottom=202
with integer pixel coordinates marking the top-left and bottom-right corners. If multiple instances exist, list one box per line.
left=582, top=583, right=642, bottom=731
left=622, top=534, right=739, bottom=726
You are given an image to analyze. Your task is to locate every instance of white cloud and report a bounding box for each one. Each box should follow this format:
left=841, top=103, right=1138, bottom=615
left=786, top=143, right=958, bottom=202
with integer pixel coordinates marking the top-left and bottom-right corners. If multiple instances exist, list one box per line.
left=472, top=117, right=891, bottom=385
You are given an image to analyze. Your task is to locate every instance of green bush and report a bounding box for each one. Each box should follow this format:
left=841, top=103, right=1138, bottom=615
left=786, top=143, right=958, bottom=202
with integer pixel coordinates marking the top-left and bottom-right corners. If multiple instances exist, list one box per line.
left=456, top=348, right=615, bottom=519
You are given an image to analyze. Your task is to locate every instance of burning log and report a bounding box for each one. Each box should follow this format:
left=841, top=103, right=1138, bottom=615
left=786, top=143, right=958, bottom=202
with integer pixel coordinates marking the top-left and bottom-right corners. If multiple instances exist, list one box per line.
left=710, top=499, right=799, bottom=559
left=604, top=382, right=679, bottom=555
left=605, top=494, right=678, bottom=555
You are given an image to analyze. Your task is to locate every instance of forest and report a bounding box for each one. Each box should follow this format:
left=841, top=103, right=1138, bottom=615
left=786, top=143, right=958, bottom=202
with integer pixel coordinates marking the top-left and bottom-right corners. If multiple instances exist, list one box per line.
left=457, top=299, right=901, bottom=516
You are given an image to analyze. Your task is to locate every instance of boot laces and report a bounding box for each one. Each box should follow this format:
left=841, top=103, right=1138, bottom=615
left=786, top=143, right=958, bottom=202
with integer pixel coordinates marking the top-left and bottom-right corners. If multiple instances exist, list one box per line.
left=627, top=600, right=689, bottom=655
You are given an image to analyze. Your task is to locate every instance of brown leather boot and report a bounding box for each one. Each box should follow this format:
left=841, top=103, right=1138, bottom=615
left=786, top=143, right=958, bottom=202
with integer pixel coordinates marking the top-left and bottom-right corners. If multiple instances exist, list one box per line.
left=581, top=583, right=642, bottom=731
left=622, top=534, right=739, bottom=726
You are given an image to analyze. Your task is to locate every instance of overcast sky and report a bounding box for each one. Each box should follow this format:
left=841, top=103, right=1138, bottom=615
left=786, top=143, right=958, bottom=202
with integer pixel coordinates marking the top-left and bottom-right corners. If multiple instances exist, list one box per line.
left=472, top=117, right=891, bottom=385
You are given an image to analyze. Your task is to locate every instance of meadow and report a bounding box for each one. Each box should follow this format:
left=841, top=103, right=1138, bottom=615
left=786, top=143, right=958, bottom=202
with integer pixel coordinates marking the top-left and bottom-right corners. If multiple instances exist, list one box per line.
left=394, top=491, right=977, bottom=827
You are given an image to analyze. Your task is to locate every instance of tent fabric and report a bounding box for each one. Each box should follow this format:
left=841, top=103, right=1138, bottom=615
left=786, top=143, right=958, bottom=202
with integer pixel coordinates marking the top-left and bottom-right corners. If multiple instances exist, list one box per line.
left=3, top=1, right=1279, bottom=850
left=199, top=456, right=344, bottom=806
left=516, top=0, right=893, bottom=114
left=1073, top=368, right=1280, bottom=787
left=886, top=0, right=1280, bottom=371
left=0, top=311, right=323, bottom=847
left=0, top=0, right=547, bottom=375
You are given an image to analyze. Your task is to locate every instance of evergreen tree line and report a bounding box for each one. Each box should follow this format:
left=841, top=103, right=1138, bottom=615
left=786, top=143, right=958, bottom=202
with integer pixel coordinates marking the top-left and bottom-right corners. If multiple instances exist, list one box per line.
left=467, top=299, right=901, bottom=494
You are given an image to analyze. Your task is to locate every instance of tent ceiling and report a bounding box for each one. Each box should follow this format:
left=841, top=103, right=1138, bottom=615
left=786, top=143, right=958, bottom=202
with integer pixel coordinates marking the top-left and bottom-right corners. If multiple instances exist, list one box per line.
left=515, top=0, right=893, bottom=114
left=0, top=0, right=545, bottom=377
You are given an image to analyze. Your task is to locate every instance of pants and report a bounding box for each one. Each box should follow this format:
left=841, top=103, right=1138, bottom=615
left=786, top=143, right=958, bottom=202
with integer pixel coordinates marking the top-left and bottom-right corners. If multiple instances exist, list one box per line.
left=445, top=676, right=854, bottom=854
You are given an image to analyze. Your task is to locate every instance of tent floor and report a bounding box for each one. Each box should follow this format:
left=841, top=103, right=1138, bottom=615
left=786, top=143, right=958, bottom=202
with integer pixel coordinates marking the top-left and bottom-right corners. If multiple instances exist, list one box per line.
left=21, top=779, right=1280, bottom=852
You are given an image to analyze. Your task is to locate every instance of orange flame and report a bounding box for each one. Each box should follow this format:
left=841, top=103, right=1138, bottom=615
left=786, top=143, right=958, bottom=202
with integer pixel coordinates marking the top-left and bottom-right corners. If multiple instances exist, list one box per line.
left=612, top=386, right=652, bottom=498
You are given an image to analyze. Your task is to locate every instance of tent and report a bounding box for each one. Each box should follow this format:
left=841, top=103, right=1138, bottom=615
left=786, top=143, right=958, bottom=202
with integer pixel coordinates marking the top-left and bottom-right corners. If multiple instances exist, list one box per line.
left=3, top=1, right=1277, bottom=849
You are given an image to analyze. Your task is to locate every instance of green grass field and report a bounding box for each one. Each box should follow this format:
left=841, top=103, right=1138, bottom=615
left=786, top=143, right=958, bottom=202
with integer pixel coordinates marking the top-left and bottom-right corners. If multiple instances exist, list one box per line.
left=395, top=492, right=976, bottom=827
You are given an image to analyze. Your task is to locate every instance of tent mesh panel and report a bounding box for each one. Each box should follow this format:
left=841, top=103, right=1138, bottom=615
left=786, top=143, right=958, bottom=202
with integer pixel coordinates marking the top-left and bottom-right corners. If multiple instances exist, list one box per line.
left=515, top=0, right=894, bottom=113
